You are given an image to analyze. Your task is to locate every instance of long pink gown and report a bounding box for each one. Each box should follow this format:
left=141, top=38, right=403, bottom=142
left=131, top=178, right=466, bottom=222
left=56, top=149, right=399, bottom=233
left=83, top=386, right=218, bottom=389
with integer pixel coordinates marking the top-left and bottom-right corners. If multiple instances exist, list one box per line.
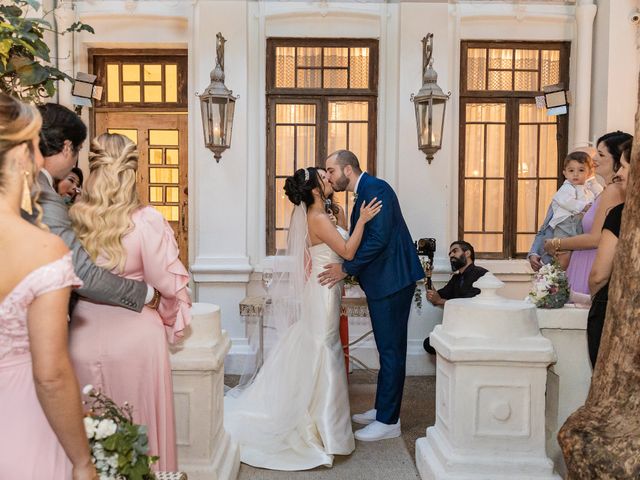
left=0, top=253, right=82, bottom=480
left=566, top=195, right=601, bottom=295
left=69, top=206, right=191, bottom=472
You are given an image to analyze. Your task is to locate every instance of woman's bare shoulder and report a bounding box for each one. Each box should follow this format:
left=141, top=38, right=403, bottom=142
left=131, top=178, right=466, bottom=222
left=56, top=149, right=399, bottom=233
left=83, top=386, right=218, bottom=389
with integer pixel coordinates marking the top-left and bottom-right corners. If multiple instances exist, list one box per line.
left=600, top=183, right=625, bottom=204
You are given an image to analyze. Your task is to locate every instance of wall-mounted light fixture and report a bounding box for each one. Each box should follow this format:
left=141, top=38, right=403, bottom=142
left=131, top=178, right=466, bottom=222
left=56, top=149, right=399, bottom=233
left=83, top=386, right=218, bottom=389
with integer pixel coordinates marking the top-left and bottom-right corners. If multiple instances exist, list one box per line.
left=410, top=33, right=450, bottom=164
left=197, top=32, right=237, bottom=162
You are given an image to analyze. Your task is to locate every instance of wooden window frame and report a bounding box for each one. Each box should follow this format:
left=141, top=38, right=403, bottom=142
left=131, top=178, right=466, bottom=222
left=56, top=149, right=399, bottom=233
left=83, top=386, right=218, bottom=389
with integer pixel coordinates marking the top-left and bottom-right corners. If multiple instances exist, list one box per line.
left=459, top=41, right=570, bottom=259
left=266, top=39, right=378, bottom=255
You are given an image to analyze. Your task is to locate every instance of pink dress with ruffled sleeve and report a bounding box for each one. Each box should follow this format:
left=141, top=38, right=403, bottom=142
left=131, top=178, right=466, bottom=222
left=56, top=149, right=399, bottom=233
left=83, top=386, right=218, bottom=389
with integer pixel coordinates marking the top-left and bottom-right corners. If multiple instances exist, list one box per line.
left=69, top=206, right=191, bottom=471
left=0, top=253, right=82, bottom=479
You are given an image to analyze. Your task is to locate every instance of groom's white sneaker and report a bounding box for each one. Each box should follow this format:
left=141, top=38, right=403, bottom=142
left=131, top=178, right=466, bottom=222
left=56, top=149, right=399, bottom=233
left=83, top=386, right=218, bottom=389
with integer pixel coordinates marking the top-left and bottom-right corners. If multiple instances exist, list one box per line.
left=352, top=408, right=377, bottom=425
left=354, top=420, right=401, bottom=441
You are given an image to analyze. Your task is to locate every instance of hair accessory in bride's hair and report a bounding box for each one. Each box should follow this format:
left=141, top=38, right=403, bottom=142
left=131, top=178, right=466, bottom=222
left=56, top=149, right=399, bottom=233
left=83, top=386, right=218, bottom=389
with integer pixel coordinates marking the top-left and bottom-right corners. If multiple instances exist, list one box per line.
left=304, top=168, right=310, bottom=182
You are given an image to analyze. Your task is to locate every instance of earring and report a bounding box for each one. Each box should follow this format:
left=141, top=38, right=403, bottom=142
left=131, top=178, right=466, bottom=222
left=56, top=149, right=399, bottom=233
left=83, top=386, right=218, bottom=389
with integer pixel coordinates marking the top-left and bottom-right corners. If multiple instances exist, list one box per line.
left=21, top=171, right=33, bottom=215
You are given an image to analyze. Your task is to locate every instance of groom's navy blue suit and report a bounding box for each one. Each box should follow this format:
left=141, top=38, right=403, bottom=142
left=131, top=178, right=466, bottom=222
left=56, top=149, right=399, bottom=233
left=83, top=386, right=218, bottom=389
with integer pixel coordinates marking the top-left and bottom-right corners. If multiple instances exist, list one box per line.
left=344, top=172, right=424, bottom=424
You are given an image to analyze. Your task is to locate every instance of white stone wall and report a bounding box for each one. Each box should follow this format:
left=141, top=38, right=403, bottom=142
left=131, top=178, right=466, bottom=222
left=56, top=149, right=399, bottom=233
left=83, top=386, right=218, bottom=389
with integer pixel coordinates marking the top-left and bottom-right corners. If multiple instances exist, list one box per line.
left=70, top=0, right=638, bottom=375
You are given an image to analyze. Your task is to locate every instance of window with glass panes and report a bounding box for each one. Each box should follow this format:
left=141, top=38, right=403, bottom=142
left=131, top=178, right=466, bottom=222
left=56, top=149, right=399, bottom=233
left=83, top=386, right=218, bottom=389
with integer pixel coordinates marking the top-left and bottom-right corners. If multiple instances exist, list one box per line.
left=266, top=39, right=378, bottom=255
left=459, top=41, right=570, bottom=259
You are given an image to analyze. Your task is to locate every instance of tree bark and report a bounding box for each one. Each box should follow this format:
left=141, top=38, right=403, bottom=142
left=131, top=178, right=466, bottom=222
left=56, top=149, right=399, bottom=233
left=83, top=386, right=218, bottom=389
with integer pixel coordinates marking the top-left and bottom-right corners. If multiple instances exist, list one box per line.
left=557, top=78, right=640, bottom=478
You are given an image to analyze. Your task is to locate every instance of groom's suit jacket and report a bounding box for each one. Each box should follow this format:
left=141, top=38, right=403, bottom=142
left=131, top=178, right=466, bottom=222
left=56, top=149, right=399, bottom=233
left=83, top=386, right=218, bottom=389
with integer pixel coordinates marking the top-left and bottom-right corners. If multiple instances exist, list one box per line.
left=344, top=172, right=424, bottom=300
left=21, top=171, right=147, bottom=312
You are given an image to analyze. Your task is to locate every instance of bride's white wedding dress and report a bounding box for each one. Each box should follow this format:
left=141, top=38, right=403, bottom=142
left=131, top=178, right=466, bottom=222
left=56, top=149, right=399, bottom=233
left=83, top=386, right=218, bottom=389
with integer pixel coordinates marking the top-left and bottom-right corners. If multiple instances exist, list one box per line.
left=224, top=227, right=355, bottom=471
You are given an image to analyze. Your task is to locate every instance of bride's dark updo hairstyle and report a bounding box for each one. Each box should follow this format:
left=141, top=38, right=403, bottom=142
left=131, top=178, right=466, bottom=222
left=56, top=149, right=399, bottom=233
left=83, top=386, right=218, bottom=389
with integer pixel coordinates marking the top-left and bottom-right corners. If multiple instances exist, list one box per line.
left=284, top=167, right=324, bottom=207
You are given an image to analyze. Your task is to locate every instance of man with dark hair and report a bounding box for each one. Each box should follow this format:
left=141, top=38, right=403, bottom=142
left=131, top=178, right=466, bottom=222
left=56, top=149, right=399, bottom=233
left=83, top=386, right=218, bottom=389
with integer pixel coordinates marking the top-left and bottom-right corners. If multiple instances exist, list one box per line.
left=423, top=240, right=488, bottom=354
left=23, top=103, right=157, bottom=313
left=321, top=149, right=425, bottom=442
left=56, top=167, right=83, bottom=205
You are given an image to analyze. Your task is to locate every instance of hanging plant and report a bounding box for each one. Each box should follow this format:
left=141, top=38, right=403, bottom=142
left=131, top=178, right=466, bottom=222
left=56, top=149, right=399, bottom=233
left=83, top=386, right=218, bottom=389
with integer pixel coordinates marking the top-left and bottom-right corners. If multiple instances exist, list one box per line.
left=0, top=0, right=94, bottom=103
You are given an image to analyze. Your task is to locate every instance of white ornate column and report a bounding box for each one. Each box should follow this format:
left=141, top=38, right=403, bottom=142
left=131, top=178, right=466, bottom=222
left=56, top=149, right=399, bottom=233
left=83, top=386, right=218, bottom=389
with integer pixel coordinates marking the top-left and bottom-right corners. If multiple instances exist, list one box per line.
left=416, top=274, right=560, bottom=480
left=53, top=0, right=76, bottom=107
left=573, top=0, right=597, bottom=148
left=170, top=303, right=240, bottom=480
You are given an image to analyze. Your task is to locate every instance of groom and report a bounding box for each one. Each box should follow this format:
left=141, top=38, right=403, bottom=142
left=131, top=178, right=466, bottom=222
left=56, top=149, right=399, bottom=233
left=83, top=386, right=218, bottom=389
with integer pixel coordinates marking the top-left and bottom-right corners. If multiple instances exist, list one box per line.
left=320, top=150, right=424, bottom=441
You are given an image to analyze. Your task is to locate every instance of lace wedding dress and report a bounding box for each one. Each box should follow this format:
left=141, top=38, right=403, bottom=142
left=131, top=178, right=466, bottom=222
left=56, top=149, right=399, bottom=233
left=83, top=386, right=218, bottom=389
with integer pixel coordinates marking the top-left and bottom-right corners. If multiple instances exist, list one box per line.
left=224, top=227, right=355, bottom=470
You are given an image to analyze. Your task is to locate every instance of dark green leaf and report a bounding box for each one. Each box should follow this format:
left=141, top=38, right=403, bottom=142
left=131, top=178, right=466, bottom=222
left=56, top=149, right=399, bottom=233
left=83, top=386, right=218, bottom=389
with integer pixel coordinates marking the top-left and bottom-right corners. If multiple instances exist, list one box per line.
left=22, top=0, right=41, bottom=10
left=16, top=60, right=47, bottom=85
left=0, top=6, right=24, bottom=18
left=66, top=21, right=94, bottom=34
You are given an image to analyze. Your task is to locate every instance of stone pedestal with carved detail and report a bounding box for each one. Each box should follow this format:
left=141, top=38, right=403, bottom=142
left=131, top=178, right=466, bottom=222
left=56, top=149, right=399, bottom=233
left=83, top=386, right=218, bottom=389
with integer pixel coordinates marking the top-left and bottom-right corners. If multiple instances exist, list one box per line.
left=170, top=302, right=239, bottom=480
left=415, top=274, right=561, bottom=480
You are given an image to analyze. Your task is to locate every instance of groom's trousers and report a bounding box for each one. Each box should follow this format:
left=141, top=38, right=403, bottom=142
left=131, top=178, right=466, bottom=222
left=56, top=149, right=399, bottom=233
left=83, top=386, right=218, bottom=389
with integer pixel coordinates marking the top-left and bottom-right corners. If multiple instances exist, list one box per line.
left=367, top=283, right=416, bottom=425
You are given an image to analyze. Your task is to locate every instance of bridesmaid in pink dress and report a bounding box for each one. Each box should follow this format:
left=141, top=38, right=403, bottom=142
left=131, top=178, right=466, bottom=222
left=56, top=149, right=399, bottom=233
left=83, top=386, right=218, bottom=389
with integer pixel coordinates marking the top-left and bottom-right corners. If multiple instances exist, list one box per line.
left=545, top=132, right=631, bottom=294
left=68, top=133, right=191, bottom=472
left=0, top=94, right=96, bottom=480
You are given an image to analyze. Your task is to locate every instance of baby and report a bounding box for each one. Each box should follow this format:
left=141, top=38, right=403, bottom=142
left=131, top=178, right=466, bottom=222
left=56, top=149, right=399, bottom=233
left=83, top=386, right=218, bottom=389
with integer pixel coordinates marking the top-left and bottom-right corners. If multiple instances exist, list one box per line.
left=548, top=151, right=602, bottom=269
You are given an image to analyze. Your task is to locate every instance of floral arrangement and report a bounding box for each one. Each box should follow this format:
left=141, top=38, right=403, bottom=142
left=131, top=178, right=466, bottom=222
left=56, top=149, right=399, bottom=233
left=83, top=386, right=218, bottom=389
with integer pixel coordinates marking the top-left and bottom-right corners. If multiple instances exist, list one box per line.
left=83, top=385, right=158, bottom=480
left=414, top=256, right=433, bottom=310
left=527, top=261, right=570, bottom=309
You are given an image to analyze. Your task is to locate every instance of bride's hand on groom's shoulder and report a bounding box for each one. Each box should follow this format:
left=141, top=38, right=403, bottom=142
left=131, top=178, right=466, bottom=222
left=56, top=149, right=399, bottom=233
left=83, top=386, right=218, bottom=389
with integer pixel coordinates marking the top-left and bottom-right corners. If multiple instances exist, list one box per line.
left=359, top=197, right=382, bottom=223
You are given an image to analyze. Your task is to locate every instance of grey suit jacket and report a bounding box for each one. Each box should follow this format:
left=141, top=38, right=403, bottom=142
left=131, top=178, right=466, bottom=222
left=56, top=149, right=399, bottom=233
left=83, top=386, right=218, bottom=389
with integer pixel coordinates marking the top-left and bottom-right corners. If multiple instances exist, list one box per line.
left=22, top=171, right=147, bottom=312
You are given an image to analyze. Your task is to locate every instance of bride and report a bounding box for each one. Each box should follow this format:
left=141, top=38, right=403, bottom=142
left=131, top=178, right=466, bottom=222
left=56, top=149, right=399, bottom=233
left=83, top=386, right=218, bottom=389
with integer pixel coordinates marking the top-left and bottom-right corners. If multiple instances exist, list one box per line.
left=224, top=166, right=381, bottom=471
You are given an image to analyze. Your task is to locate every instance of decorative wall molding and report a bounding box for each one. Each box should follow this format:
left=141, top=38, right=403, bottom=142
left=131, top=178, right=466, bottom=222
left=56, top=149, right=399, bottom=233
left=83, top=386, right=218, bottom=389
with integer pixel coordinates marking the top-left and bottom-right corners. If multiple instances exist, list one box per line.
left=191, top=256, right=253, bottom=282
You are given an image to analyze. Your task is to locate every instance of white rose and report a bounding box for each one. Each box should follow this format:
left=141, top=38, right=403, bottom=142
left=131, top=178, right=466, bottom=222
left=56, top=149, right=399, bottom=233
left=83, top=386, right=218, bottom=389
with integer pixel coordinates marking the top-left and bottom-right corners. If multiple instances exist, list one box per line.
left=95, top=419, right=117, bottom=440
left=82, top=384, right=95, bottom=396
left=83, top=417, right=99, bottom=439
left=107, top=454, right=118, bottom=469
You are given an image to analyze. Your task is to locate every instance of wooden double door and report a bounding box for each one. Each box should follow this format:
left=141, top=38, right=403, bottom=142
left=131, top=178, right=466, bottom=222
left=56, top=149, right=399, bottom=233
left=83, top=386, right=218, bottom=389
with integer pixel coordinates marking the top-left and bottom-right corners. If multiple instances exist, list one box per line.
left=95, top=112, right=188, bottom=266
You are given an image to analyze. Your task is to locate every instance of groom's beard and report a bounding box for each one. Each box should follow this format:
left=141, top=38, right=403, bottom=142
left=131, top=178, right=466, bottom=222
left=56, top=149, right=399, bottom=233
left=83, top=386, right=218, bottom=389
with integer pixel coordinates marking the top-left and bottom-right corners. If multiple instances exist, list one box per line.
left=332, top=173, right=349, bottom=192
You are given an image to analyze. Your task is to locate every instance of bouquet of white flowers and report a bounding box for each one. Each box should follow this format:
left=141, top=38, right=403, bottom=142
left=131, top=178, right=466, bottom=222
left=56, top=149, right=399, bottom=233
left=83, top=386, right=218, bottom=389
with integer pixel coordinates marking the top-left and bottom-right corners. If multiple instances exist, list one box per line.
left=82, top=385, right=158, bottom=480
left=527, top=261, right=570, bottom=309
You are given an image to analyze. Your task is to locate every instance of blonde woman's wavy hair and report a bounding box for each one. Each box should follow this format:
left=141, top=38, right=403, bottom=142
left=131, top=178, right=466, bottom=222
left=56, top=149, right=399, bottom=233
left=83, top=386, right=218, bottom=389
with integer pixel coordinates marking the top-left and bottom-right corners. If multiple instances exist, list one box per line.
left=70, top=133, right=141, bottom=272
left=0, top=93, right=45, bottom=228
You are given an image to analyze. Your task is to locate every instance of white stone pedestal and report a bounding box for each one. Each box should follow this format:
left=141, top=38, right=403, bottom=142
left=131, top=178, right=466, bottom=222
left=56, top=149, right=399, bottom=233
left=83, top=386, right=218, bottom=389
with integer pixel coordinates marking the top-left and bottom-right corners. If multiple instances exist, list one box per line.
left=170, top=302, right=240, bottom=480
left=416, top=275, right=561, bottom=480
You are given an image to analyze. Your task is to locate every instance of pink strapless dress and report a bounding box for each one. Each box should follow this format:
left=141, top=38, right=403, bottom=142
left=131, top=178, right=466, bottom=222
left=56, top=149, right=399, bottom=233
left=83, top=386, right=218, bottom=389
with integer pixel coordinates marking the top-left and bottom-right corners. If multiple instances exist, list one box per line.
left=0, top=253, right=82, bottom=480
left=566, top=195, right=601, bottom=295
left=69, top=206, right=191, bottom=472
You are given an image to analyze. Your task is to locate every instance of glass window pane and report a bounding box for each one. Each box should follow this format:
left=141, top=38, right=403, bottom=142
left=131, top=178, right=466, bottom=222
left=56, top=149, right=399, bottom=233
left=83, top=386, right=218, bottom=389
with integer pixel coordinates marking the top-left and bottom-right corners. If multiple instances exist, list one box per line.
left=465, top=124, right=485, bottom=177
left=149, top=186, right=163, bottom=203
left=488, top=70, right=512, bottom=91
left=515, top=71, right=538, bottom=91
left=144, top=85, right=163, bottom=103
left=328, top=122, right=347, bottom=155
left=488, top=48, right=512, bottom=69
left=275, top=230, right=288, bottom=252
left=485, top=179, right=504, bottom=231
left=276, top=104, right=315, bottom=124
left=324, top=47, right=349, bottom=67
left=539, top=124, right=558, bottom=177
left=348, top=123, right=368, bottom=165
left=144, top=64, right=162, bottom=82
left=166, top=148, right=179, bottom=165
left=464, top=233, right=502, bottom=253
left=297, top=69, right=321, bottom=88
left=349, top=47, right=369, bottom=89
left=107, top=64, right=120, bottom=102
left=296, top=126, right=316, bottom=169
left=166, top=186, right=179, bottom=203
left=297, top=47, right=322, bottom=67
left=275, top=125, right=295, bottom=176
left=519, top=125, right=538, bottom=178
left=329, top=101, right=368, bottom=122
left=467, top=48, right=487, bottom=90
left=122, top=64, right=140, bottom=82
left=538, top=180, right=557, bottom=229
left=122, top=85, right=140, bottom=102
left=517, top=179, right=538, bottom=232
left=149, top=148, right=163, bottom=165
left=275, top=178, right=293, bottom=229
left=517, top=234, right=535, bottom=254
left=515, top=49, right=538, bottom=70
left=519, top=103, right=553, bottom=123
left=165, top=64, right=178, bottom=102
left=464, top=179, right=484, bottom=231
left=107, top=129, right=137, bottom=145
left=465, top=103, right=506, bottom=123
left=149, top=167, right=178, bottom=184
left=275, top=47, right=296, bottom=88
left=541, top=50, right=561, bottom=88
left=485, top=125, right=505, bottom=177
left=154, top=205, right=179, bottom=222
left=149, top=129, right=179, bottom=146
left=323, top=69, right=348, bottom=89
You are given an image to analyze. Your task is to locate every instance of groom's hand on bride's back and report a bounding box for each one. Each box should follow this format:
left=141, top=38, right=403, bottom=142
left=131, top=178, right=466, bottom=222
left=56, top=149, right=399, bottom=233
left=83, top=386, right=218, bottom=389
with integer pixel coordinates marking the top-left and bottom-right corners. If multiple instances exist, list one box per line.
left=318, top=263, right=347, bottom=288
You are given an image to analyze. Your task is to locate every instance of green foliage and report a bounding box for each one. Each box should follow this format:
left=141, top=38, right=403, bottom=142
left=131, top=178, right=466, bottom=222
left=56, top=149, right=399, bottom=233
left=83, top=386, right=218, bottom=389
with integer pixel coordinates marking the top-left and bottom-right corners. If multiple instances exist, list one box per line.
left=0, top=0, right=94, bottom=103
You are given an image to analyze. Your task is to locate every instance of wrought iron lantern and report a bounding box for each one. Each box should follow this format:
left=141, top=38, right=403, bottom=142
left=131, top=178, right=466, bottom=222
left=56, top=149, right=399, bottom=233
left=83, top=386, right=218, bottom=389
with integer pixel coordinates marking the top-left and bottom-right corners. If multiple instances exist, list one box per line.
left=198, top=32, right=236, bottom=162
left=410, top=33, right=450, bottom=164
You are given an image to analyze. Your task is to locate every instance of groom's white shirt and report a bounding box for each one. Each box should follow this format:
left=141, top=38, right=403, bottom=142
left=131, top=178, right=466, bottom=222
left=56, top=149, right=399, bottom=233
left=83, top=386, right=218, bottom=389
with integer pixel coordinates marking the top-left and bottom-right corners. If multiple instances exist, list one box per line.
left=353, top=173, right=364, bottom=196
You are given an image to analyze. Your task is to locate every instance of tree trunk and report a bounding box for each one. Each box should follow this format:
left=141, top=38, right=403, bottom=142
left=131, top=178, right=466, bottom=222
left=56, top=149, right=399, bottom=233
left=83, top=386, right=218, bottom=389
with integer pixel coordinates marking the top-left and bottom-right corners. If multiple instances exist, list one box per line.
left=557, top=78, right=640, bottom=478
